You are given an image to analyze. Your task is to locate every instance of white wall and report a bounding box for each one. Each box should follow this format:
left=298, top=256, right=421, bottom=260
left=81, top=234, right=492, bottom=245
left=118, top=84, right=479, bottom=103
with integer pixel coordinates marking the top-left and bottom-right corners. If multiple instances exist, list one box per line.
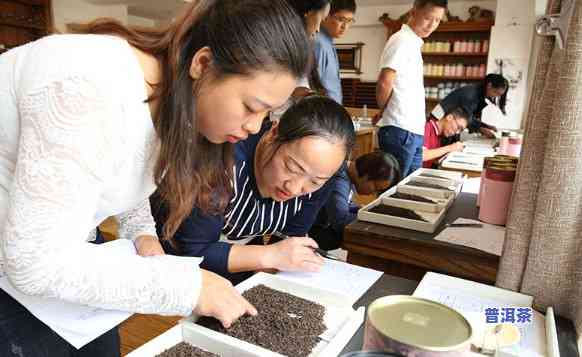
left=339, top=1, right=497, bottom=82
left=482, top=0, right=538, bottom=130
left=52, top=0, right=128, bottom=33
left=128, top=15, right=157, bottom=27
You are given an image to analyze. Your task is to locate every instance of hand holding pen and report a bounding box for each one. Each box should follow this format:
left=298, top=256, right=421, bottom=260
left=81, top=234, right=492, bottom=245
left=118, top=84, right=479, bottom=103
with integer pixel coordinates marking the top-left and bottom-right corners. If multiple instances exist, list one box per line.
left=262, top=232, right=325, bottom=272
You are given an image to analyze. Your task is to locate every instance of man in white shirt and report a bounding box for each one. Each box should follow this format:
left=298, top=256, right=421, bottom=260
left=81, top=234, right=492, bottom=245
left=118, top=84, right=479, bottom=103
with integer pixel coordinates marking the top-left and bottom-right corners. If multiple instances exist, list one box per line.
left=374, top=0, right=447, bottom=177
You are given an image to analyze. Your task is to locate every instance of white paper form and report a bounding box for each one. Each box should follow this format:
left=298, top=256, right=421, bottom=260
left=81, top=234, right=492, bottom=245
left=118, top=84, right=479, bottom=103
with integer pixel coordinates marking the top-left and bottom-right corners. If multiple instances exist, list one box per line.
left=276, top=259, right=382, bottom=306
left=0, top=239, right=202, bottom=349
left=434, top=218, right=506, bottom=256
left=461, top=177, right=482, bottom=195
left=413, top=272, right=547, bottom=357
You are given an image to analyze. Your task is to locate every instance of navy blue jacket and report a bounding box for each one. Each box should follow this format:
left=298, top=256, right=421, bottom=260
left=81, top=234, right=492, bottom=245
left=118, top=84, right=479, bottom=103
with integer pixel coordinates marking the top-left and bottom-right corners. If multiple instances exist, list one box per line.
left=439, top=83, right=493, bottom=132
left=151, top=124, right=334, bottom=278
left=309, top=164, right=359, bottom=250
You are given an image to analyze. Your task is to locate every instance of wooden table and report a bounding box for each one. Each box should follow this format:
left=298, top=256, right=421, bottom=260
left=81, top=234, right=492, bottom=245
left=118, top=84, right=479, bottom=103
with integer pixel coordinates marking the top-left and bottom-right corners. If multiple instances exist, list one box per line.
left=352, top=127, right=376, bottom=160
left=343, top=191, right=500, bottom=284
left=341, top=274, right=580, bottom=357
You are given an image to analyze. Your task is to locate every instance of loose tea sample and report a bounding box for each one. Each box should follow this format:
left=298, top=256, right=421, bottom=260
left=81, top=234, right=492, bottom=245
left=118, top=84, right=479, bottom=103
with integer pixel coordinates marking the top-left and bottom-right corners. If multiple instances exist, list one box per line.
left=405, top=181, right=454, bottom=191
left=390, top=192, right=437, bottom=204
left=369, top=204, right=428, bottom=222
left=197, top=284, right=326, bottom=357
left=155, top=342, right=220, bottom=357
left=418, top=172, right=453, bottom=180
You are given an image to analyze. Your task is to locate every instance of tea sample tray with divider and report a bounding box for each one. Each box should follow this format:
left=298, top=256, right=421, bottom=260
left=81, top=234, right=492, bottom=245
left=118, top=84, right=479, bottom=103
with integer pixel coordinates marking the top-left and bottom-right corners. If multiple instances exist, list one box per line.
left=358, top=195, right=447, bottom=233
left=382, top=185, right=453, bottom=213
left=126, top=273, right=365, bottom=357
left=401, top=170, right=464, bottom=198
left=357, top=168, right=463, bottom=233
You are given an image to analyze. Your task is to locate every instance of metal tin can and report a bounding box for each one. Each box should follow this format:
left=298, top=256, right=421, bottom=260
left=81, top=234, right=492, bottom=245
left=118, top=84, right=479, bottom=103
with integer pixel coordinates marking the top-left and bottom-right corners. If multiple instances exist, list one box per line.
left=363, top=296, right=473, bottom=356
left=479, top=165, right=517, bottom=225
left=341, top=352, right=404, bottom=357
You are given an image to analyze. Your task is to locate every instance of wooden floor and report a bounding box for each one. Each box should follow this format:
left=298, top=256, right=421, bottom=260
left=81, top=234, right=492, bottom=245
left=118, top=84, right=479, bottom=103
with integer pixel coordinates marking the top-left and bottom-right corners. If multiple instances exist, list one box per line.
left=119, top=314, right=179, bottom=356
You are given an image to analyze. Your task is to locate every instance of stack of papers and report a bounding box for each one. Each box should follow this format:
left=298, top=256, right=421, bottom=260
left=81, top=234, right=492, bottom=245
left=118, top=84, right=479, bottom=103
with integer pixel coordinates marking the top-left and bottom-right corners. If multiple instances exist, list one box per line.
left=442, top=152, right=485, bottom=171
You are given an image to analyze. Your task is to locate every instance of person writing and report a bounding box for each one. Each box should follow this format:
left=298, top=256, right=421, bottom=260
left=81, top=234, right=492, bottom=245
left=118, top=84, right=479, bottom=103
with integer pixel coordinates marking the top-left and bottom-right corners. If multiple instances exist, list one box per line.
left=310, top=150, right=401, bottom=250
left=431, top=74, right=509, bottom=139
left=423, top=107, right=471, bottom=168
left=0, top=0, right=311, bottom=355
left=151, top=96, right=355, bottom=283
left=374, top=0, right=447, bottom=178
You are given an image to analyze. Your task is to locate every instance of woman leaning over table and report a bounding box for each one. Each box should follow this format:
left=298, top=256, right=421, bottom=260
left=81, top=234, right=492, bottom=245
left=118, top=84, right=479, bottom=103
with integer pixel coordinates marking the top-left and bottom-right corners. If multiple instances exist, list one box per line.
left=0, top=0, right=310, bottom=356
left=151, top=96, right=355, bottom=283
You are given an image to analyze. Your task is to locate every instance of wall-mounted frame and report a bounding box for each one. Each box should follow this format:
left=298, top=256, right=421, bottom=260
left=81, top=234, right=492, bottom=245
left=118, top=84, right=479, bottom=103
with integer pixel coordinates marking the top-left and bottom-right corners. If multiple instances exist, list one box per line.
left=335, top=42, right=364, bottom=75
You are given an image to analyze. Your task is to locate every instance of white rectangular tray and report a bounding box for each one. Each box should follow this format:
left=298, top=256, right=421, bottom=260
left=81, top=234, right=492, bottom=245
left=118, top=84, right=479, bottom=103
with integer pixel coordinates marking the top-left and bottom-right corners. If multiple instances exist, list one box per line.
left=410, top=168, right=464, bottom=181
left=358, top=196, right=447, bottom=233
left=127, top=273, right=365, bottom=357
left=396, top=168, right=464, bottom=199
left=381, top=185, right=452, bottom=213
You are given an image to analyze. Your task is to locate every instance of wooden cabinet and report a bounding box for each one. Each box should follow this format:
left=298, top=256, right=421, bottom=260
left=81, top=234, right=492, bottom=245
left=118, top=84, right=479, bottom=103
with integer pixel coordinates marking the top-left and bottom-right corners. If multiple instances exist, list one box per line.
left=351, top=128, right=375, bottom=160
left=383, top=20, right=493, bottom=114
left=342, top=78, right=378, bottom=109
left=0, top=0, right=53, bottom=54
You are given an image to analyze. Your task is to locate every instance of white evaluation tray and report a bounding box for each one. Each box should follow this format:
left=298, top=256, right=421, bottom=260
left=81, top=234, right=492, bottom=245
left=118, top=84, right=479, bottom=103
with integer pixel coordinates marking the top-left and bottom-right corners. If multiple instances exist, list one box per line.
left=126, top=273, right=365, bottom=357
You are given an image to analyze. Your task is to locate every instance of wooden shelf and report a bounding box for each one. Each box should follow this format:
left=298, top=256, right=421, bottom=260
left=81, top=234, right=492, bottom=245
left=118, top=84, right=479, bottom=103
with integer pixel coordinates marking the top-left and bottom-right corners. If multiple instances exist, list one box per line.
left=424, top=75, right=485, bottom=81
left=0, top=19, right=46, bottom=30
left=0, top=0, right=52, bottom=55
left=383, top=20, right=493, bottom=33
left=422, top=52, right=488, bottom=57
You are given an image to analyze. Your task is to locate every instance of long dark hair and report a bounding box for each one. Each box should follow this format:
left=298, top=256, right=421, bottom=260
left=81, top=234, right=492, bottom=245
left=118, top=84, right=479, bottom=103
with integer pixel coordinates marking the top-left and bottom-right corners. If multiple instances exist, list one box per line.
left=275, top=95, right=355, bottom=160
left=286, top=0, right=330, bottom=95
left=80, top=0, right=310, bottom=240
left=484, top=73, right=509, bottom=115
left=286, top=0, right=329, bottom=16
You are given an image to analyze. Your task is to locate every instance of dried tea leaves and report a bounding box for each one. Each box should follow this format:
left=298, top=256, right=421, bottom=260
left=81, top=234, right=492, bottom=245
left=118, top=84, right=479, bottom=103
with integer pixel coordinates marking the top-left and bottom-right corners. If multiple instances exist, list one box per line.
left=197, top=284, right=326, bottom=357
left=155, top=342, right=220, bottom=357
left=405, top=181, right=454, bottom=191
left=390, top=192, right=437, bottom=204
left=369, top=204, right=428, bottom=222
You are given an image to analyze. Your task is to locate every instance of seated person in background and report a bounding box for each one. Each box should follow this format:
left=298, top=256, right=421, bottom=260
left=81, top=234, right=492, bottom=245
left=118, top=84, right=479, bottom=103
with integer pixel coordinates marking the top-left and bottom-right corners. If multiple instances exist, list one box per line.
left=310, top=150, right=400, bottom=251
left=151, top=96, right=356, bottom=282
left=423, top=107, right=471, bottom=168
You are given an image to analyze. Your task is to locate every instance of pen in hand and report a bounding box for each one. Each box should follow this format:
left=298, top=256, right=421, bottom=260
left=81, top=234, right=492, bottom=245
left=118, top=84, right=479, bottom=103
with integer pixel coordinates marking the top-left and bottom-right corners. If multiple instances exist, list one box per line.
left=311, top=247, right=341, bottom=261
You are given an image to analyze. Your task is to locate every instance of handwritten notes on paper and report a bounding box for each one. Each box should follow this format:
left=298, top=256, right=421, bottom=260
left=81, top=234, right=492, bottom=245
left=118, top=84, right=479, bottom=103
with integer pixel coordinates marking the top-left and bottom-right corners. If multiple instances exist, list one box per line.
left=435, top=218, right=506, bottom=256
left=277, top=259, right=383, bottom=306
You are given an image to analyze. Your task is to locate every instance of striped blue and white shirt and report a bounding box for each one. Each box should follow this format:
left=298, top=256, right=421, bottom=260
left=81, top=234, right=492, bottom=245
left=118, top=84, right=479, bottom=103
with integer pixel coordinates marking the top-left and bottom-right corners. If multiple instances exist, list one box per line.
left=151, top=123, right=333, bottom=278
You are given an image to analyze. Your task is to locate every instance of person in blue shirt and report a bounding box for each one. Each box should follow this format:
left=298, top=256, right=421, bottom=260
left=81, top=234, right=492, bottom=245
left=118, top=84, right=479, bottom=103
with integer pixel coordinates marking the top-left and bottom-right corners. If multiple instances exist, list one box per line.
left=309, top=151, right=400, bottom=250
left=314, top=0, right=357, bottom=104
left=151, top=96, right=356, bottom=282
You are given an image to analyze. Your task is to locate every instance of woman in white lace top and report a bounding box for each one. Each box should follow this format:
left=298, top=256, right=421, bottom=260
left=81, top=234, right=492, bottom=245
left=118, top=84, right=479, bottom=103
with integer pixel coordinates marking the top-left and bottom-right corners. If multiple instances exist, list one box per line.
left=0, top=0, right=310, bottom=356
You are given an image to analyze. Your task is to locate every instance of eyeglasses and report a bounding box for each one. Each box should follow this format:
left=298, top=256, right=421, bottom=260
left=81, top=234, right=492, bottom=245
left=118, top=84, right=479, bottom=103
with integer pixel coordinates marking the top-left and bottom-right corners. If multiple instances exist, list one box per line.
left=331, top=15, right=356, bottom=25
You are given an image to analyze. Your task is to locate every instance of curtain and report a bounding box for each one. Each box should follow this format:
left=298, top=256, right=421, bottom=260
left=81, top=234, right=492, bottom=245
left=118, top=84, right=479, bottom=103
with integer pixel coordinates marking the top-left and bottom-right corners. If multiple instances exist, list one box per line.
left=496, top=0, right=582, bottom=348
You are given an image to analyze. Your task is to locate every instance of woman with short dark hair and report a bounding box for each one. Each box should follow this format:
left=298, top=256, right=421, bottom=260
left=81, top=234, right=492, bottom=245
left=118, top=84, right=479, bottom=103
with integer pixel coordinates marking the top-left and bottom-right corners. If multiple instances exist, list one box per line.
left=152, top=96, right=356, bottom=282
left=310, top=151, right=401, bottom=250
